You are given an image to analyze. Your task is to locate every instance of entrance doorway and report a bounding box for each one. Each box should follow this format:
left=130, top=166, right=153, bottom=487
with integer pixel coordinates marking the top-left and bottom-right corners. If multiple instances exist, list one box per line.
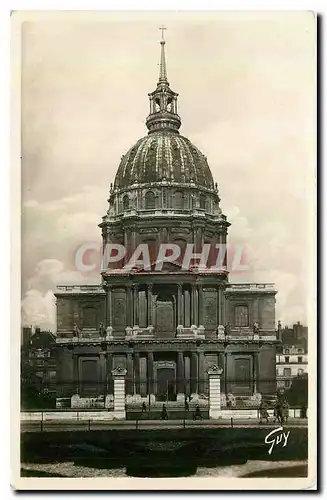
left=156, top=367, right=176, bottom=401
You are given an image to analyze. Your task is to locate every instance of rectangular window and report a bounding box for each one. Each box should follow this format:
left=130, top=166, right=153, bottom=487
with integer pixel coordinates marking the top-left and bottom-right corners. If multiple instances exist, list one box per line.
left=285, top=356, right=289, bottom=363
left=298, top=369, right=304, bottom=375
left=298, top=356, right=303, bottom=363
left=285, top=380, right=291, bottom=388
left=284, top=368, right=291, bottom=376
left=234, top=305, right=249, bottom=327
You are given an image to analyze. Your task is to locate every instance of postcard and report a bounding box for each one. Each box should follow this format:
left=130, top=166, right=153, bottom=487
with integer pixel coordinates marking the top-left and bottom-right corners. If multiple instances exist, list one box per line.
left=11, top=10, right=317, bottom=491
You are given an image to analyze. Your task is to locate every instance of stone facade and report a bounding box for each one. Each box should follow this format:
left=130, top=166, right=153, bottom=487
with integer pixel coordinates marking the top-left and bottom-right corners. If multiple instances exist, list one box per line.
left=55, top=38, right=280, bottom=408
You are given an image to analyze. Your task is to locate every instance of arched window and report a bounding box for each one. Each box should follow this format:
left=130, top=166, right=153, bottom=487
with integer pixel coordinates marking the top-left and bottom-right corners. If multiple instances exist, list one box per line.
left=123, top=195, right=129, bottom=210
left=174, top=238, right=187, bottom=264
left=145, top=191, right=155, bottom=210
left=174, top=190, right=183, bottom=209
left=234, top=305, right=249, bottom=327
left=199, top=194, right=206, bottom=210
left=154, top=98, right=161, bottom=112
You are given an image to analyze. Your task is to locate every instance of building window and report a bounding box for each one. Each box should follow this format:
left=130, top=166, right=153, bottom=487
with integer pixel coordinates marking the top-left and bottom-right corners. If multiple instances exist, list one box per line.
left=297, top=348, right=303, bottom=354
left=285, top=356, right=289, bottom=363
left=298, top=368, right=304, bottom=376
left=123, top=195, right=129, bottom=210
left=145, top=191, right=155, bottom=210
left=174, top=190, right=184, bottom=209
left=284, top=349, right=290, bottom=354
left=285, top=380, right=291, bottom=389
left=284, top=368, right=291, bottom=376
left=234, top=305, right=249, bottom=327
left=298, top=356, right=303, bottom=363
left=199, top=194, right=206, bottom=210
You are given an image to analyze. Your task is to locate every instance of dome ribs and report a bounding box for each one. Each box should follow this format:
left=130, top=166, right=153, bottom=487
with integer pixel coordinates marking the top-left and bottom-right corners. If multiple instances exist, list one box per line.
left=113, top=132, right=215, bottom=190
left=182, top=137, right=197, bottom=185
left=156, top=134, right=163, bottom=180
left=166, top=134, right=174, bottom=181
left=130, top=138, right=145, bottom=184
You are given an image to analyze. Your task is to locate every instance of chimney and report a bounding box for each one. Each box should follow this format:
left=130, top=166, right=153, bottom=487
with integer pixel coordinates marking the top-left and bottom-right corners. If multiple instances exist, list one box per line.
left=22, top=327, right=32, bottom=345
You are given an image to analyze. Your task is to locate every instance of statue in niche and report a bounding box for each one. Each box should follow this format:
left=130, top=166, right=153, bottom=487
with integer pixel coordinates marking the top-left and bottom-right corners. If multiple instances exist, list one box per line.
left=217, top=324, right=225, bottom=339
left=224, top=323, right=231, bottom=335
left=106, top=325, right=113, bottom=337
left=99, top=322, right=105, bottom=337
left=73, top=323, right=80, bottom=338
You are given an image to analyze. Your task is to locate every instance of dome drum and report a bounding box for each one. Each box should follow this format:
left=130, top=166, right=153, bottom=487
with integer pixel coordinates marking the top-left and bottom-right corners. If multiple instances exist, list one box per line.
left=107, top=183, right=222, bottom=218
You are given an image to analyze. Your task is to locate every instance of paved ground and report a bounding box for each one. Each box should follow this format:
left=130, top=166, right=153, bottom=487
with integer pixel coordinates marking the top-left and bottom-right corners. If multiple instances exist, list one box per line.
left=21, top=418, right=307, bottom=432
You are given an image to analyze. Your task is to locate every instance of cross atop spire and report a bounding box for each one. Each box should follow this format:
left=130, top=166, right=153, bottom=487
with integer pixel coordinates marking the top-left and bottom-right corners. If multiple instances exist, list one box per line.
left=158, top=26, right=168, bottom=83
left=159, top=25, right=166, bottom=41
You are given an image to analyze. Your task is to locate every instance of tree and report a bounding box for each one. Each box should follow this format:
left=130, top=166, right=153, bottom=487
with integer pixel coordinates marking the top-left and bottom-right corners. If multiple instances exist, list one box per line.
left=284, top=373, right=308, bottom=408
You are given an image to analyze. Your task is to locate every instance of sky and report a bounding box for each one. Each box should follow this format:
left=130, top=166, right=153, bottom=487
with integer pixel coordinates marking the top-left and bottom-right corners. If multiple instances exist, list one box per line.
left=20, top=11, right=316, bottom=331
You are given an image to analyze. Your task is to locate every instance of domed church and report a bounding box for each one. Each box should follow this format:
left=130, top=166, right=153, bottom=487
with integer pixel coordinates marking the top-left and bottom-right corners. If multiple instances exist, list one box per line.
left=55, top=37, right=279, bottom=409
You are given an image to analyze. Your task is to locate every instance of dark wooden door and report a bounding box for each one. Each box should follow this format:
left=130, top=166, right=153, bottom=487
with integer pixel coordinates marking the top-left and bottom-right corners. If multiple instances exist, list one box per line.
left=156, top=368, right=176, bottom=401
left=80, top=358, right=99, bottom=396
left=233, top=357, right=252, bottom=395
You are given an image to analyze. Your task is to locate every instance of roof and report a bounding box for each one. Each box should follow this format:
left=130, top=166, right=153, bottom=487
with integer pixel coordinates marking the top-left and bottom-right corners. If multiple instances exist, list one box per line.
left=114, top=131, right=214, bottom=190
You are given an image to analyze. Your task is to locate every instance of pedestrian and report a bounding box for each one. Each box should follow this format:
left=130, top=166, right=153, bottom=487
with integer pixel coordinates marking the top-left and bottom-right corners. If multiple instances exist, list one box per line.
left=283, top=400, right=289, bottom=424
left=142, top=401, right=146, bottom=413
left=160, top=404, right=168, bottom=420
left=185, top=398, right=189, bottom=412
left=274, top=400, right=284, bottom=425
left=259, top=400, right=269, bottom=424
left=193, top=404, right=202, bottom=420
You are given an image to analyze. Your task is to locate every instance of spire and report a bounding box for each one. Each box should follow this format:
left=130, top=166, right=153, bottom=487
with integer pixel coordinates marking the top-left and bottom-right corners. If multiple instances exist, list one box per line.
left=158, top=26, right=168, bottom=83
left=146, top=30, right=181, bottom=134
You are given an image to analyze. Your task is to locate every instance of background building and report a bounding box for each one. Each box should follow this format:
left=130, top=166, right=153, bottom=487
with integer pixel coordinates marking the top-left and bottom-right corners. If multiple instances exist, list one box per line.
left=276, top=322, right=308, bottom=390
left=21, top=327, right=57, bottom=408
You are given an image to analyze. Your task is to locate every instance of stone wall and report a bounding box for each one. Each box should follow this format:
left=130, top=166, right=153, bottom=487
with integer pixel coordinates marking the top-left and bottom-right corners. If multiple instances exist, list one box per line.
left=56, top=295, right=105, bottom=335
left=224, top=290, right=276, bottom=333
left=259, top=296, right=276, bottom=331
left=56, top=347, right=74, bottom=397
left=258, top=344, right=277, bottom=395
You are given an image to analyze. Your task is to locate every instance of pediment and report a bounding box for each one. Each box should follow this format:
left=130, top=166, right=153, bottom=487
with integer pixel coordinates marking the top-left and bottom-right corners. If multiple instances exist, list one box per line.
left=129, top=260, right=183, bottom=273
left=156, top=260, right=183, bottom=272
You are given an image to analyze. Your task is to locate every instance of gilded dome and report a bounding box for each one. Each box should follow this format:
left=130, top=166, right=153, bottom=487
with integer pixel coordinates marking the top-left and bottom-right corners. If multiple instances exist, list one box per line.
left=114, top=131, right=214, bottom=190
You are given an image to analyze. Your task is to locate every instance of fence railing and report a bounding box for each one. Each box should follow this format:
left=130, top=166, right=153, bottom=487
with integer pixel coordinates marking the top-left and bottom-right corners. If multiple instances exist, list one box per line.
left=21, top=376, right=303, bottom=412
left=26, top=377, right=278, bottom=394
left=20, top=407, right=307, bottom=433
